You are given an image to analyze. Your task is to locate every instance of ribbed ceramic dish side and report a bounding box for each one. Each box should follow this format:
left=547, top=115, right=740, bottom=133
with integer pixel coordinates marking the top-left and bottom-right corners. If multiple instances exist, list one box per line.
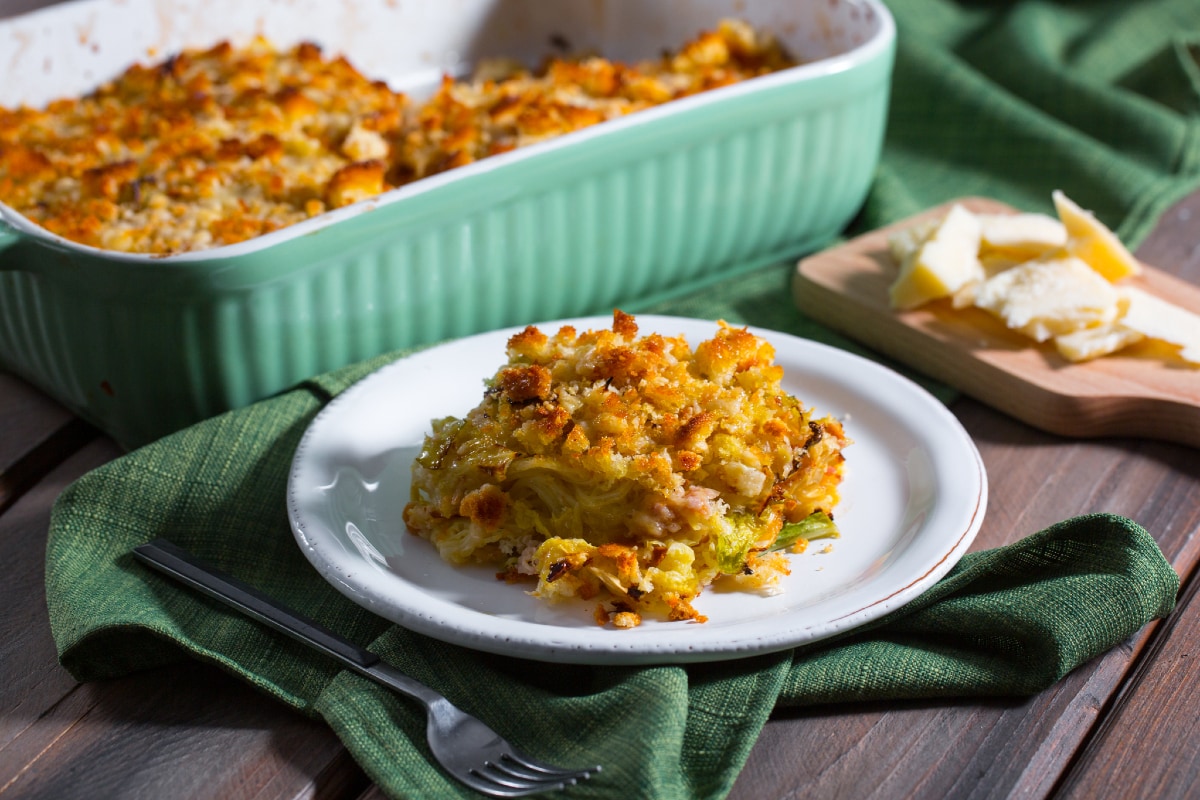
left=0, top=63, right=891, bottom=446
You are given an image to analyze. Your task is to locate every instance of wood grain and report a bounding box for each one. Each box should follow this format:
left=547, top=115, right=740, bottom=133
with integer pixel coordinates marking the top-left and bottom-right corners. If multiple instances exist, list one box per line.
left=0, top=374, right=94, bottom=513
left=793, top=198, right=1200, bottom=448
left=1056, top=542, right=1200, bottom=800
left=0, top=374, right=72, bottom=469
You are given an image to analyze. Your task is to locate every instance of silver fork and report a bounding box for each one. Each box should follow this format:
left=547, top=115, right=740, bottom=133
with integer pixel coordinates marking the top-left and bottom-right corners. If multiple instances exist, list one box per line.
left=133, top=538, right=600, bottom=798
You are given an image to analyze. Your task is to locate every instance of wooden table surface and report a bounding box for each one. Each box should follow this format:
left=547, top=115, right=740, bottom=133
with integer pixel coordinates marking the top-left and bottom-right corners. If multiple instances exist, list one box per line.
left=2, top=0, right=1199, bottom=790
left=2, top=189, right=1198, bottom=800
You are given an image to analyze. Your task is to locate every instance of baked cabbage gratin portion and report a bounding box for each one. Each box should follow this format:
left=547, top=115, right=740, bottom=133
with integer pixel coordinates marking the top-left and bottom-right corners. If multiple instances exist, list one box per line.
left=402, top=312, right=850, bottom=627
left=0, top=20, right=793, bottom=254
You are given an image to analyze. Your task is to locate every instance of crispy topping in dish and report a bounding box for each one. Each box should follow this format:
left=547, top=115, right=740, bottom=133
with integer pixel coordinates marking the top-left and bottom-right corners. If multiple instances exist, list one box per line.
left=0, top=39, right=408, bottom=254
left=402, top=311, right=848, bottom=626
left=0, top=19, right=794, bottom=255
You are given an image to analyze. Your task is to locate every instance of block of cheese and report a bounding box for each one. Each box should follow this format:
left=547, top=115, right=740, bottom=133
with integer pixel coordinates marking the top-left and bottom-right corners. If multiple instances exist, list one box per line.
left=1052, top=287, right=1200, bottom=363
left=973, top=256, right=1121, bottom=341
left=1118, top=287, right=1200, bottom=364
left=888, top=204, right=984, bottom=310
left=1053, top=190, right=1142, bottom=281
left=977, top=212, right=1067, bottom=259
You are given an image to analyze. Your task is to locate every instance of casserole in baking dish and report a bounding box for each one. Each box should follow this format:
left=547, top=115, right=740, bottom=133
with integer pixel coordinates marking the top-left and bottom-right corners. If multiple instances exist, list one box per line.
left=2, top=21, right=797, bottom=254
left=0, top=0, right=895, bottom=447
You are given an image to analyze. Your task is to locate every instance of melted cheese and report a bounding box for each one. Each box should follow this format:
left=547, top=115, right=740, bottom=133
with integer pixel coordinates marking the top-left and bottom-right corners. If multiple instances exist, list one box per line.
left=1117, top=287, right=1200, bottom=363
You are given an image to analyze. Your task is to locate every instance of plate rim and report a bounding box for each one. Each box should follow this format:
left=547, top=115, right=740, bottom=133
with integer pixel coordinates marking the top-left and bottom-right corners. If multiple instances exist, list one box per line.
left=287, top=314, right=987, bottom=664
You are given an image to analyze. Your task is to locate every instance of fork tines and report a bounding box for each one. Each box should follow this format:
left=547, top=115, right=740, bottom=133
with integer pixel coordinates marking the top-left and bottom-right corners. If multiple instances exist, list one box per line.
left=467, top=753, right=600, bottom=797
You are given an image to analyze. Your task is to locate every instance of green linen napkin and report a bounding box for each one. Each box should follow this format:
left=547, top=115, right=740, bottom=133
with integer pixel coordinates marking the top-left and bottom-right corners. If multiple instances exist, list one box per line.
left=42, top=0, right=1200, bottom=797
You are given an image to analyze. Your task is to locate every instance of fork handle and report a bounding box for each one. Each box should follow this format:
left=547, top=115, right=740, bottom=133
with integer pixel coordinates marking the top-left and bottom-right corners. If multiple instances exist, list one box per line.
left=132, top=538, right=447, bottom=708
left=133, top=539, right=382, bottom=668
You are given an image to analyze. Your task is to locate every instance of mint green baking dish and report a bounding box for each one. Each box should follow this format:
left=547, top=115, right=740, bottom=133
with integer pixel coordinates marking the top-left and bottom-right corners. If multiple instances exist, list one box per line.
left=0, top=0, right=895, bottom=447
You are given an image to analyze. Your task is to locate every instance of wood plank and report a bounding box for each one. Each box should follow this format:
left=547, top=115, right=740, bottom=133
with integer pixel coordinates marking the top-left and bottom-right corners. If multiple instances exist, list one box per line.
left=0, top=437, right=123, bottom=761
left=793, top=198, right=1200, bottom=448
left=1055, top=546, right=1200, bottom=799
left=0, top=438, right=367, bottom=800
left=0, top=373, right=71, bottom=469
left=0, top=374, right=94, bottom=513
left=0, top=416, right=97, bottom=515
left=4, top=661, right=370, bottom=800
left=1132, top=190, right=1200, bottom=285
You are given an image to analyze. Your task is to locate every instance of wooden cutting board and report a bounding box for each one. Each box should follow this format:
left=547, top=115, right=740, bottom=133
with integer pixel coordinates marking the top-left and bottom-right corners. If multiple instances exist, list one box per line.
left=793, top=197, right=1200, bottom=448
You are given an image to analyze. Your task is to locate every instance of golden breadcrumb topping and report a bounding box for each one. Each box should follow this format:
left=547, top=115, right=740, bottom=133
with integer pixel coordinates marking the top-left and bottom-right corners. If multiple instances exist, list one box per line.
left=0, top=20, right=794, bottom=255
left=0, top=39, right=407, bottom=254
left=403, top=311, right=849, bottom=626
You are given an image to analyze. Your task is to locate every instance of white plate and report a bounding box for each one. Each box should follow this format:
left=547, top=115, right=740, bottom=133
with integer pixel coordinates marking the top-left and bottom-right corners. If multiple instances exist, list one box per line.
left=287, top=315, right=986, bottom=664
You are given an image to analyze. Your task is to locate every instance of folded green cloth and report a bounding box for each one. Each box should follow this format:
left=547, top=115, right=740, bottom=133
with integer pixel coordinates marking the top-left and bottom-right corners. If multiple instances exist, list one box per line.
left=43, top=1, right=1200, bottom=798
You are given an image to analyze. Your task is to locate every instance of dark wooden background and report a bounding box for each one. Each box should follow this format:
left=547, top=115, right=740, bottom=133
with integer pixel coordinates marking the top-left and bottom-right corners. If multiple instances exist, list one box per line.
left=2, top=0, right=1200, bottom=794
